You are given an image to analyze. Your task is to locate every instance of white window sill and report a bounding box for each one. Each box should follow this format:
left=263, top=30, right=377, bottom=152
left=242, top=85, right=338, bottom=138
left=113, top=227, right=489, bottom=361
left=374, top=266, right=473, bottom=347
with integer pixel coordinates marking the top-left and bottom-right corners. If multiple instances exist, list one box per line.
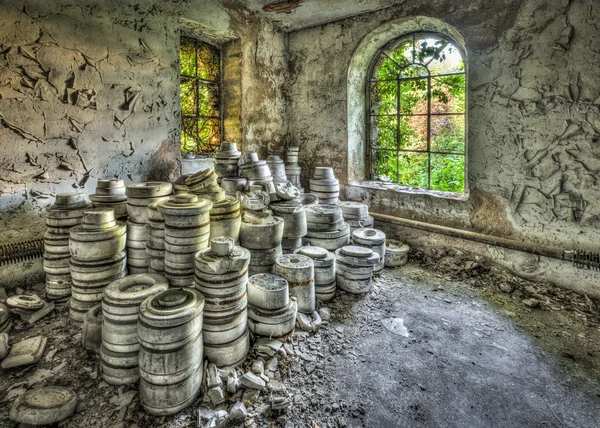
left=348, top=180, right=469, bottom=201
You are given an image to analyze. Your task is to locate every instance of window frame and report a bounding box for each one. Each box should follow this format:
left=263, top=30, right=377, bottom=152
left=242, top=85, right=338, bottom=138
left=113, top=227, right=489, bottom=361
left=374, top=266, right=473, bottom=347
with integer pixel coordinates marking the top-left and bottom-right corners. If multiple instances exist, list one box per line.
left=366, top=31, right=467, bottom=193
left=179, top=36, right=223, bottom=154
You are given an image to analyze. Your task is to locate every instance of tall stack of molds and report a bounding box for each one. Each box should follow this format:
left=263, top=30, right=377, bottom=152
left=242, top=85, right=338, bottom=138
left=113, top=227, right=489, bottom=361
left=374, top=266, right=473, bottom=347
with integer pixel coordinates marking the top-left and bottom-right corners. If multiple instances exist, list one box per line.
left=285, top=147, right=303, bottom=193
left=266, top=155, right=288, bottom=184
left=269, top=183, right=310, bottom=254
left=195, top=237, right=250, bottom=368
left=247, top=274, right=297, bottom=338
left=125, top=183, right=172, bottom=273
left=44, top=193, right=90, bottom=301
left=310, top=167, right=339, bottom=204
left=158, top=194, right=213, bottom=287
left=69, top=209, right=126, bottom=323
left=138, top=288, right=205, bottom=415
left=100, top=274, right=168, bottom=385
left=209, top=196, right=241, bottom=242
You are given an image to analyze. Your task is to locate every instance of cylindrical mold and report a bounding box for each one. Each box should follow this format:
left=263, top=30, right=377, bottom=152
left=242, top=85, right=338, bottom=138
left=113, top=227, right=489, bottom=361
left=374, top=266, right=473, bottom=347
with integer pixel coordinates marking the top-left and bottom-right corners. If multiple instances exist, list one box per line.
left=239, top=216, right=284, bottom=250
left=385, top=242, right=410, bottom=267
left=335, top=246, right=378, bottom=294
left=295, top=246, right=336, bottom=302
left=247, top=274, right=289, bottom=310
left=209, top=196, right=241, bottom=241
left=274, top=254, right=315, bottom=314
left=137, top=288, right=205, bottom=416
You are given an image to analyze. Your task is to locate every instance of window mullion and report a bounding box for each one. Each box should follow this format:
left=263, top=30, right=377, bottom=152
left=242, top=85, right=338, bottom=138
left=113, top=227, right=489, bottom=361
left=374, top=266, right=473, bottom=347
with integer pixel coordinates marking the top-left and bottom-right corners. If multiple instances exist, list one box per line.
left=427, top=74, right=431, bottom=190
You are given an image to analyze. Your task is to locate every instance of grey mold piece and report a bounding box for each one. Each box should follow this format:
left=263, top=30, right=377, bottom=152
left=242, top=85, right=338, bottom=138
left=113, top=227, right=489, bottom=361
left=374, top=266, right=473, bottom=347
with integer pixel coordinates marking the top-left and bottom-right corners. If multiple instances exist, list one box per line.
left=81, top=304, right=103, bottom=354
left=240, top=371, right=266, bottom=390
left=10, top=386, right=77, bottom=425
left=1, top=335, right=47, bottom=369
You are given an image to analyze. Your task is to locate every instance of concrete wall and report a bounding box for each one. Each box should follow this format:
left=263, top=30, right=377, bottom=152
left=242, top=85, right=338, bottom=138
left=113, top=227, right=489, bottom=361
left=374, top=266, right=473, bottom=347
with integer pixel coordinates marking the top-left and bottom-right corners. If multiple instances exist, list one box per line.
left=287, top=0, right=600, bottom=253
left=0, top=0, right=288, bottom=244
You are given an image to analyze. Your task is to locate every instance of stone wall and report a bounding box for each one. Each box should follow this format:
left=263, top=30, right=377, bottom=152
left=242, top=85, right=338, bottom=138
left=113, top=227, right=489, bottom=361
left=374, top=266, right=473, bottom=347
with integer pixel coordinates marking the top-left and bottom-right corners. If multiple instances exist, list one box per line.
left=287, top=0, right=600, bottom=252
left=0, top=0, right=289, bottom=244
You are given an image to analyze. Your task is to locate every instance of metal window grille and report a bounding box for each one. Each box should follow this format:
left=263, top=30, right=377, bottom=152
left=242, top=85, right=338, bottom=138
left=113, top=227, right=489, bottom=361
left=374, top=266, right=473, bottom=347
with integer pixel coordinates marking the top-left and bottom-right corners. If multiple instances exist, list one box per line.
left=180, top=37, right=222, bottom=154
left=367, top=32, right=466, bottom=193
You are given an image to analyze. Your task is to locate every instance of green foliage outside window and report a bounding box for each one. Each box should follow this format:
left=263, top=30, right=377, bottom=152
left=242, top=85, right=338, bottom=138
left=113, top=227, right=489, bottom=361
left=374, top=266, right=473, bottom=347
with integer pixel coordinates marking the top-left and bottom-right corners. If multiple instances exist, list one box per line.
left=180, top=38, right=221, bottom=154
left=369, top=33, right=466, bottom=193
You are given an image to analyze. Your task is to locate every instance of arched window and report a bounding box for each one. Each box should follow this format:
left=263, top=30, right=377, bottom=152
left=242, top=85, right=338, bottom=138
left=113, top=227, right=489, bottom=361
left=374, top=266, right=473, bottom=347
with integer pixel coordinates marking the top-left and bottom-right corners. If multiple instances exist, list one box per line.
left=367, top=32, right=466, bottom=193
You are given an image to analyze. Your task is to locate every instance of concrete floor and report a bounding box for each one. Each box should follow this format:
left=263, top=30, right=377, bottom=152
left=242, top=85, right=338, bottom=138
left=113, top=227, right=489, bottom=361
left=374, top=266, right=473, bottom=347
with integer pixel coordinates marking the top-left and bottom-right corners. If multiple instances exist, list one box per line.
left=318, top=267, right=600, bottom=428
left=1, top=262, right=599, bottom=427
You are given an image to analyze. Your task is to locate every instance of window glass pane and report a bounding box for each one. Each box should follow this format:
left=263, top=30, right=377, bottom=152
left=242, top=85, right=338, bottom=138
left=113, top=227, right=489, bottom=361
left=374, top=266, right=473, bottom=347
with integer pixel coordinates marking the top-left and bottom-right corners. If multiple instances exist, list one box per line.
left=399, top=78, right=427, bottom=115
left=430, top=115, right=465, bottom=153
left=399, top=115, right=427, bottom=151
left=181, top=117, right=197, bottom=152
left=180, top=39, right=196, bottom=77
left=373, top=54, right=399, bottom=80
left=373, top=150, right=397, bottom=183
left=370, top=80, right=397, bottom=115
left=397, top=152, right=428, bottom=188
left=432, top=74, right=465, bottom=113
left=371, top=115, right=397, bottom=149
left=430, top=154, right=465, bottom=193
left=180, top=78, right=196, bottom=116
left=427, top=43, right=464, bottom=75
left=199, top=83, right=220, bottom=118
left=198, top=118, right=221, bottom=152
left=197, top=43, right=220, bottom=80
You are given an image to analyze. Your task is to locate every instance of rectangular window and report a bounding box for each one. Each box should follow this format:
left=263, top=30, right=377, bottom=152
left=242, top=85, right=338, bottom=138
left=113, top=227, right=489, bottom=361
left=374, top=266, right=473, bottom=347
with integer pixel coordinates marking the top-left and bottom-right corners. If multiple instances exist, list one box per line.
left=180, top=37, right=221, bottom=154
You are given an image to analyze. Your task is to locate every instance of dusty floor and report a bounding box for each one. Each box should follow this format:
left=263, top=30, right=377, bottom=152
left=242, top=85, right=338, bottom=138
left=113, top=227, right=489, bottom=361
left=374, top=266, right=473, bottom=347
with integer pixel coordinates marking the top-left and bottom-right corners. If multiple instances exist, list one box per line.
left=1, top=255, right=599, bottom=428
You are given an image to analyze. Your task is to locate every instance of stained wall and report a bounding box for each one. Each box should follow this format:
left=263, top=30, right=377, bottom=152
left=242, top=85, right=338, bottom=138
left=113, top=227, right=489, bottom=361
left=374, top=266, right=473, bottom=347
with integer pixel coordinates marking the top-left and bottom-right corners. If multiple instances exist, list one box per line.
left=287, top=0, right=600, bottom=252
left=0, top=0, right=288, bottom=243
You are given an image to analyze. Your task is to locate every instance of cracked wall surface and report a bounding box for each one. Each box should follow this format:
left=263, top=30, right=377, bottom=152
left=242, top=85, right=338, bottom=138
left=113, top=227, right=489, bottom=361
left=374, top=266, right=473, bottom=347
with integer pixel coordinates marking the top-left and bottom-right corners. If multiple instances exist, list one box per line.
left=287, top=0, right=600, bottom=252
left=0, top=0, right=288, bottom=243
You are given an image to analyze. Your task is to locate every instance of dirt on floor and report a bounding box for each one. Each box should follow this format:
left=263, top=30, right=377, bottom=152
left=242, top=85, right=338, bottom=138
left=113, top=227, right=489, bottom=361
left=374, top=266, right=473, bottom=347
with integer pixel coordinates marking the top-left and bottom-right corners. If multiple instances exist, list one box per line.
left=0, top=247, right=599, bottom=428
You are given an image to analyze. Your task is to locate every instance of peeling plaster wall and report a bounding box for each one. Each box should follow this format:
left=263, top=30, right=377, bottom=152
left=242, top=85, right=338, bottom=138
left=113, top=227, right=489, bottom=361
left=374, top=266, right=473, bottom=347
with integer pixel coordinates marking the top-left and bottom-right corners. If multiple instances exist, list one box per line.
left=0, top=0, right=288, bottom=244
left=287, top=0, right=600, bottom=252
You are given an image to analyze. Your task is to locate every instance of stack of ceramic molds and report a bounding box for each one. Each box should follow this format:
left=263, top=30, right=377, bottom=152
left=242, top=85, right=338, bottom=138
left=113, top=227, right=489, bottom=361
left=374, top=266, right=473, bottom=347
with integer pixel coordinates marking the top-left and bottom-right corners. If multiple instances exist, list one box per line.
left=270, top=182, right=307, bottom=254
left=247, top=273, right=297, bottom=338
left=266, top=155, right=288, bottom=184
left=335, top=245, right=378, bottom=294
left=304, top=205, right=350, bottom=251
left=90, top=179, right=127, bottom=220
left=209, top=196, right=241, bottom=242
left=100, top=274, right=168, bottom=385
left=158, top=194, right=213, bottom=287
left=126, top=183, right=172, bottom=273
left=221, top=177, right=247, bottom=196
left=285, top=146, right=303, bottom=193
left=274, top=254, right=315, bottom=315
left=44, top=193, right=90, bottom=301
left=172, top=175, right=190, bottom=195
left=138, top=288, right=205, bottom=415
left=69, top=209, right=126, bottom=323
left=195, top=237, right=250, bottom=368
left=336, top=201, right=374, bottom=235
left=240, top=211, right=284, bottom=276
left=310, top=167, right=340, bottom=204
left=352, top=228, right=386, bottom=274
left=186, top=169, right=225, bottom=203
left=214, top=142, right=241, bottom=184
left=146, top=202, right=166, bottom=275
left=294, top=246, right=336, bottom=302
